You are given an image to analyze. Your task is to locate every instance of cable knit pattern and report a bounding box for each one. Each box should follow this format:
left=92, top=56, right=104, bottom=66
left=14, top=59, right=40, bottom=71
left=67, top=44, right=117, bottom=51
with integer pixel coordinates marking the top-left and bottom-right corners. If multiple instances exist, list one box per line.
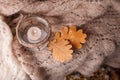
left=0, top=0, right=120, bottom=80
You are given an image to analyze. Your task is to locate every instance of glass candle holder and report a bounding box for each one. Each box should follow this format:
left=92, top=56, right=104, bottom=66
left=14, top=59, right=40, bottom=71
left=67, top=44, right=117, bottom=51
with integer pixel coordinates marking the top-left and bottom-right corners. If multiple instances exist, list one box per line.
left=16, top=15, right=51, bottom=48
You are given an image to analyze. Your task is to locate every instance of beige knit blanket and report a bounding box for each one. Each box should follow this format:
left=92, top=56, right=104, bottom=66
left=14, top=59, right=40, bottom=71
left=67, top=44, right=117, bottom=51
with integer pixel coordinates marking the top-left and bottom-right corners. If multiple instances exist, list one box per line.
left=0, top=0, right=120, bottom=80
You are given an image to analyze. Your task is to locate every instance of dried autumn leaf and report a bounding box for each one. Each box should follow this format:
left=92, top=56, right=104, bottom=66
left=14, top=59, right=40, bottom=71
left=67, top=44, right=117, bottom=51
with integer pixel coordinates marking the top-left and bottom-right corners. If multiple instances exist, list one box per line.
left=60, top=25, right=87, bottom=49
left=48, top=39, right=73, bottom=62
left=67, top=25, right=87, bottom=49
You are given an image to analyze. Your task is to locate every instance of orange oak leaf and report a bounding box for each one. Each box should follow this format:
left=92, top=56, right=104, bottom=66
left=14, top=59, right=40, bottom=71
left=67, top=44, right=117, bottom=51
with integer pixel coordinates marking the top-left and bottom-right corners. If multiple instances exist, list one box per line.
left=67, top=25, right=87, bottom=49
left=48, top=38, right=73, bottom=62
left=58, top=25, right=87, bottom=49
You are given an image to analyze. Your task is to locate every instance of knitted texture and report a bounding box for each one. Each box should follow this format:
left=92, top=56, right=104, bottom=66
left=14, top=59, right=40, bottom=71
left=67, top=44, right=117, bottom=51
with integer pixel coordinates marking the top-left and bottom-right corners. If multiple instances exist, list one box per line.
left=0, top=0, right=120, bottom=80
